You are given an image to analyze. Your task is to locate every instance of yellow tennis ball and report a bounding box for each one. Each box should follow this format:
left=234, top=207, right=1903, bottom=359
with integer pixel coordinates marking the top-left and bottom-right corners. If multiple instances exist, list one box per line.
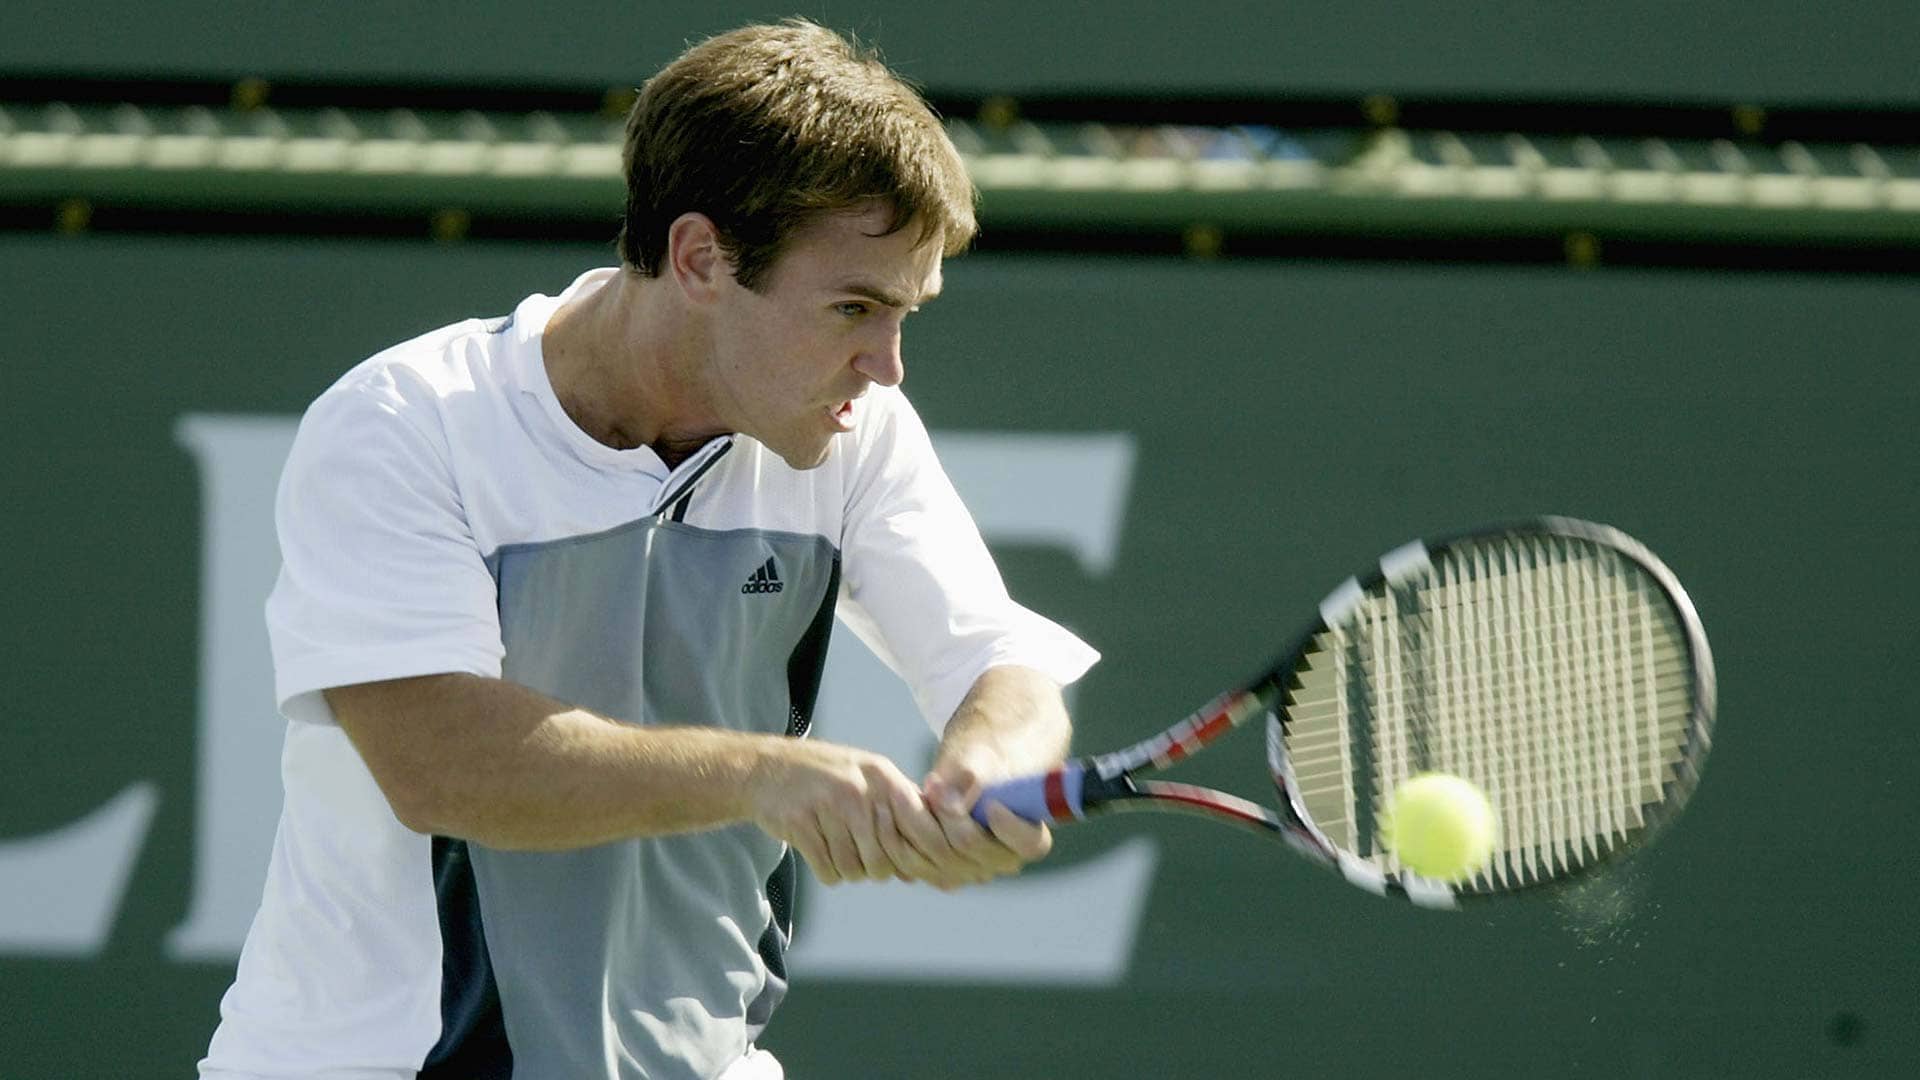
left=1382, top=773, right=1497, bottom=880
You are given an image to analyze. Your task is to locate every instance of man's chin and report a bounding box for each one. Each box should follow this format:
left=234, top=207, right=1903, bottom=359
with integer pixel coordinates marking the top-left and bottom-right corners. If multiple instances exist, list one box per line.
left=771, top=435, right=838, bottom=471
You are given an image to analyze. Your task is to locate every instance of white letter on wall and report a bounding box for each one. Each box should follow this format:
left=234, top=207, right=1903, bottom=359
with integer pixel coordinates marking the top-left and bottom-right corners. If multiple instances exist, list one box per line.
left=0, top=784, right=158, bottom=955
left=166, top=415, right=299, bottom=959
left=790, top=433, right=1157, bottom=985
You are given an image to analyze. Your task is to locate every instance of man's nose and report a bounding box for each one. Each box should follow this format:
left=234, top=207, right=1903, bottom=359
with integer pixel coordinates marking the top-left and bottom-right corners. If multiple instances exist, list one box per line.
left=853, top=323, right=905, bottom=387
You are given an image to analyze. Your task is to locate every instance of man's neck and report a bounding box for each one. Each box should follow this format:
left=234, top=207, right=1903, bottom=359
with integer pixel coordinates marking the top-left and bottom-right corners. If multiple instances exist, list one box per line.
left=544, top=270, right=714, bottom=458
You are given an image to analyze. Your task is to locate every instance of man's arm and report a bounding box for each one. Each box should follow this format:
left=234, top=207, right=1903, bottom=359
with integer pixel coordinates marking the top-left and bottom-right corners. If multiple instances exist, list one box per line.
left=917, top=664, right=1074, bottom=884
left=323, top=673, right=954, bottom=886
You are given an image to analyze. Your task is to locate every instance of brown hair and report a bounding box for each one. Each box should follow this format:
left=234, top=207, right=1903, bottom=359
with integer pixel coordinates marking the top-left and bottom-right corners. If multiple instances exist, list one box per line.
left=618, top=20, right=976, bottom=290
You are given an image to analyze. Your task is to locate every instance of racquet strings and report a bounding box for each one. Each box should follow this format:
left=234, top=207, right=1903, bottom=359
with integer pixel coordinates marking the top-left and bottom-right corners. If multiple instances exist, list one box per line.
left=1282, top=533, right=1697, bottom=889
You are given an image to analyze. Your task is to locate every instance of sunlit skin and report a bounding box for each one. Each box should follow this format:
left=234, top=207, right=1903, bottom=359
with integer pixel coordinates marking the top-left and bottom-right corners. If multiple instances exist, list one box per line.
left=542, top=201, right=942, bottom=470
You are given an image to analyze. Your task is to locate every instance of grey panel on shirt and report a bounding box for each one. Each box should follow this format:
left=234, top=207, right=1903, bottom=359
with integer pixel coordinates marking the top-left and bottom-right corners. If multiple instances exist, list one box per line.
left=477, top=518, right=839, bottom=1080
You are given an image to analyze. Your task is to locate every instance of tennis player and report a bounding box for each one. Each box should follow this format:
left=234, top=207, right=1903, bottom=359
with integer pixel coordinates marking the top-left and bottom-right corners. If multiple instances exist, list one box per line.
left=199, top=20, right=1096, bottom=1080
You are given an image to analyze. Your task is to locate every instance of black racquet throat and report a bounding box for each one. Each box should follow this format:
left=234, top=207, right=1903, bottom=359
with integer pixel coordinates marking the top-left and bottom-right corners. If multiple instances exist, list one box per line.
left=971, top=517, right=1716, bottom=908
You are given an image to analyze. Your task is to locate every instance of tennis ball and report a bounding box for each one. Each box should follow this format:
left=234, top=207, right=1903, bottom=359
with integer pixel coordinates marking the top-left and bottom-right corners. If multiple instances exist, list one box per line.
left=1381, top=773, right=1497, bottom=880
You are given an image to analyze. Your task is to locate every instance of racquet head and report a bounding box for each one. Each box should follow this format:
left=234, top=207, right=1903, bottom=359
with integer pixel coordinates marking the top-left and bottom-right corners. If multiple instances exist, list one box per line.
left=1262, top=517, right=1715, bottom=905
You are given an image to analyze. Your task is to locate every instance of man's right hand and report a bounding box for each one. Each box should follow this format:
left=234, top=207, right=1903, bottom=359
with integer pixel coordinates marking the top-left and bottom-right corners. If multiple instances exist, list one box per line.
left=747, top=741, right=981, bottom=889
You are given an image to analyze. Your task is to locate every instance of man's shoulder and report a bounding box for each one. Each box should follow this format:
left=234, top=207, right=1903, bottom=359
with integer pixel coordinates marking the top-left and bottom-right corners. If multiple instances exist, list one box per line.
left=331, top=314, right=515, bottom=407
left=313, top=273, right=590, bottom=421
left=290, top=313, right=526, bottom=467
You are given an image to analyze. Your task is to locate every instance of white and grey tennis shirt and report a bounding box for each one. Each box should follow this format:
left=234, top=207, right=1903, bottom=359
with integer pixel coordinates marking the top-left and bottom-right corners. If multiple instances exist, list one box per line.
left=199, top=268, right=1098, bottom=1080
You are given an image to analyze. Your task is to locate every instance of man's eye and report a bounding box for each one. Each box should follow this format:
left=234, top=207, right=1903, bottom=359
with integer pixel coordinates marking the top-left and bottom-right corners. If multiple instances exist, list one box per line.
left=835, top=302, right=868, bottom=317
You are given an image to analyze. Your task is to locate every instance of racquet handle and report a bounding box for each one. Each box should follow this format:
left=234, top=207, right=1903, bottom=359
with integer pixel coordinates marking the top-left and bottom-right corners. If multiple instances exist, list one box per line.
left=970, top=762, right=1087, bottom=828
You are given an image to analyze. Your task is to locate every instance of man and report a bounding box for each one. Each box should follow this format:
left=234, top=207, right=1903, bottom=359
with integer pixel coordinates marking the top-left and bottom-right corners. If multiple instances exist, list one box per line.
left=200, top=20, right=1096, bottom=1080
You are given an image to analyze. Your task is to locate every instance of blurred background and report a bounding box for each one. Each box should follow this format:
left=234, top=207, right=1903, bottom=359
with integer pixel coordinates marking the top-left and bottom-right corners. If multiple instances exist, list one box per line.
left=3, top=2, right=1916, bottom=1076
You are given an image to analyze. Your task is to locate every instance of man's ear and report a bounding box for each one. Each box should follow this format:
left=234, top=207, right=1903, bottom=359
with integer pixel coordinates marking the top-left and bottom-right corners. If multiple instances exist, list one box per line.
left=666, top=212, right=728, bottom=304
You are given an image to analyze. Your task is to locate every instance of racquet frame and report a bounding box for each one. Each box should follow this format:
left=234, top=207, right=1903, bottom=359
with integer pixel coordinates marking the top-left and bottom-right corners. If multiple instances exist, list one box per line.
left=972, top=517, right=1716, bottom=908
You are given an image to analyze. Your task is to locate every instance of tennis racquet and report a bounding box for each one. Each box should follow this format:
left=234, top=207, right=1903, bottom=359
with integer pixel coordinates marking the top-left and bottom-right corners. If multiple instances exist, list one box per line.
left=970, top=517, right=1716, bottom=908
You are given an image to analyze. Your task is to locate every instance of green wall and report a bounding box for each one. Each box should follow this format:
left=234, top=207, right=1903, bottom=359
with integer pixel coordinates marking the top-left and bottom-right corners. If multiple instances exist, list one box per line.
left=4, top=1, right=1917, bottom=106
left=3, top=234, right=1915, bottom=1076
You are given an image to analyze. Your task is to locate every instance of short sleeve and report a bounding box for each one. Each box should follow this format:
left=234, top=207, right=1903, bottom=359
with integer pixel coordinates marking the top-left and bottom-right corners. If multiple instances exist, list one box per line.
left=266, top=376, right=505, bottom=720
left=836, top=389, right=1099, bottom=732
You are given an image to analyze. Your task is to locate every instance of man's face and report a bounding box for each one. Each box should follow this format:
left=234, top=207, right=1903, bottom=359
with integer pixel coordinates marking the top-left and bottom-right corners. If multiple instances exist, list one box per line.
left=705, top=203, right=943, bottom=469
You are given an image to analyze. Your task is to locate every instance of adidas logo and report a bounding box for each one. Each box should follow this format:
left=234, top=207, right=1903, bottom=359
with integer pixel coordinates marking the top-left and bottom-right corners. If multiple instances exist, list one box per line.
left=741, top=556, right=784, bottom=595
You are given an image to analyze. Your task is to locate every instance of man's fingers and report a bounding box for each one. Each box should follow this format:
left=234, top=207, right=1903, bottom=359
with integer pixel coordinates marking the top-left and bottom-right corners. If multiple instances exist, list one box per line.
left=927, top=800, right=1017, bottom=881
left=919, top=773, right=966, bottom=818
left=872, top=799, right=942, bottom=883
left=784, top=822, right=839, bottom=886
left=889, top=787, right=955, bottom=864
left=847, top=801, right=900, bottom=882
left=983, top=801, right=1053, bottom=862
left=815, top=811, right=870, bottom=883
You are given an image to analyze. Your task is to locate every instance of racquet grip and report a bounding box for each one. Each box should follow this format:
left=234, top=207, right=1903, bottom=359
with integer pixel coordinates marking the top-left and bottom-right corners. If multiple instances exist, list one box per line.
left=970, top=763, right=1087, bottom=827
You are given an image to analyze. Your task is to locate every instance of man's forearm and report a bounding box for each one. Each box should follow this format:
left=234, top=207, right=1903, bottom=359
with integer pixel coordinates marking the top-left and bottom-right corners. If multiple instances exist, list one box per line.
left=327, top=673, right=783, bottom=850
left=930, top=664, right=1073, bottom=788
left=326, top=672, right=977, bottom=888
